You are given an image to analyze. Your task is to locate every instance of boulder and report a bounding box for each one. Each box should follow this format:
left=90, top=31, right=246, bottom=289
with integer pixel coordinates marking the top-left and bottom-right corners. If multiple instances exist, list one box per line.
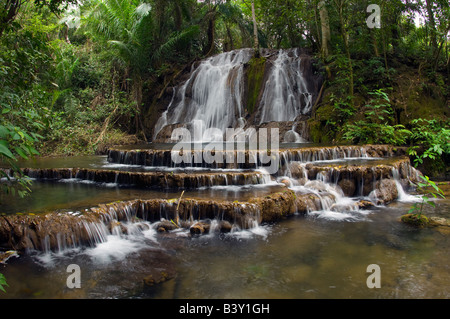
left=338, top=178, right=356, bottom=197
left=400, top=213, right=430, bottom=227
left=218, top=220, right=233, bottom=233
left=156, top=220, right=179, bottom=232
left=356, top=200, right=375, bottom=209
left=370, top=179, right=399, bottom=205
left=190, top=222, right=210, bottom=235
left=428, top=217, right=450, bottom=227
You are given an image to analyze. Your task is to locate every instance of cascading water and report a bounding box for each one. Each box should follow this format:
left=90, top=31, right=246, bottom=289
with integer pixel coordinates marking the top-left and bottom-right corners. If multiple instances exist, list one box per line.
left=258, top=49, right=312, bottom=124
left=153, top=48, right=315, bottom=142
left=154, top=49, right=252, bottom=141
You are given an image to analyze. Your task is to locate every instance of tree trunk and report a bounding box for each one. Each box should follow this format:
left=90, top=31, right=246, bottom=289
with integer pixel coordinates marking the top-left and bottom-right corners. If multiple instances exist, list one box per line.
left=425, top=0, right=437, bottom=54
left=225, top=23, right=234, bottom=51
left=336, top=0, right=353, bottom=98
left=0, top=0, right=24, bottom=38
left=205, top=15, right=216, bottom=56
left=371, top=29, right=379, bottom=57
left=318, top=0, right=331, bottom=58
left=154, top=0, right=166, bottom=45
left=251, top=0, right=260, bottom=58
left=173, top=0, right=183, bottom=31
left=132, top=75, right=147, bottom=142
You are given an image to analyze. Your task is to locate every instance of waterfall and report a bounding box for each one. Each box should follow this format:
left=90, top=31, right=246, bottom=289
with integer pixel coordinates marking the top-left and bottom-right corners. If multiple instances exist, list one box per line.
left=258, top=49, right=312, bottom=124
left=153, top=48, right=316, bottom=142
left=392, top=168, right=421, bottom=202
left=154, top=49, right=252, bottom=141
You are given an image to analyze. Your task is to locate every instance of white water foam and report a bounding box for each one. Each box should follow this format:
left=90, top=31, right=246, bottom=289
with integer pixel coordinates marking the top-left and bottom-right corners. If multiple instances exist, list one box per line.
left=84, top=235, right=145, bottom=264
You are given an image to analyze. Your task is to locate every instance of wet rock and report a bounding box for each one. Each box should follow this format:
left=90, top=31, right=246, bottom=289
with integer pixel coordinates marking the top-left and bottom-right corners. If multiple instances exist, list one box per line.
left=287, top=162, right=306, bottom=179
left=400, top=213, right=430, bottom=228
left=15, top=168, right=268, bottom=189
left=294, top=194, right=320, bottom=214
left=190, top=222, right=210, bottom=235
left=108, top=221, right=127, bottom=234
left=428, top=217, right=450, bottom=227
left=279, top=178, right=293, bottom=187
left=0, top=250, right=19, bottom=264
left=250, top=190, right=297, bottom=222
left=218, top=220, right=233, bottom=233
left=143, top=270, right=176, bottom=288
left=356, top=200, right=375, bottom=209
left=370, top=179, right=399, bottom=205
left=156, top=220, right=179, bottom=232
left=338, top=179, right=356, bottom=197
left=401, top=214, right=450, bottom=234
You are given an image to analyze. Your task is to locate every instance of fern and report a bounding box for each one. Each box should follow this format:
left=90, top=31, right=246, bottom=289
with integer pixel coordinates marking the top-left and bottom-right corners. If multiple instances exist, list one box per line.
left=0, top=273, right=8, bottom=293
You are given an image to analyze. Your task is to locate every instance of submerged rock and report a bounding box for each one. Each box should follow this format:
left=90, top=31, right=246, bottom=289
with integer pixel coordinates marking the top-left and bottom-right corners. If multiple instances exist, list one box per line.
left=401, top=214, right=450, bottom=235
left=429, top=217, right=450, bottom=227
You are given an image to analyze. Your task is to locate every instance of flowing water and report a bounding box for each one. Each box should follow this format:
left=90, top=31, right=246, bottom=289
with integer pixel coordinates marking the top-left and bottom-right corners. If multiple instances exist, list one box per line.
left=1, top=149, right=449, bottom=299
left=153, top=48, right=316, bottom=141
left=0, top=49, right=447, bottom=300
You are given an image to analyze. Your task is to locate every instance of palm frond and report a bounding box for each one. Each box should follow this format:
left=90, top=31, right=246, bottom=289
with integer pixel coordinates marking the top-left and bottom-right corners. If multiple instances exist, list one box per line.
left=152, top=25, right=200, bottom=64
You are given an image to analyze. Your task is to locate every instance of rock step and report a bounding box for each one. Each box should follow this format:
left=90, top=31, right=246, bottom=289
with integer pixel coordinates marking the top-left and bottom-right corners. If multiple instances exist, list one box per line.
left=1, top=176, right=405, bottom=253
left=106, top=144, right=408, bottom=169
left=0, top=191, right=295, bottom=251
left=5, top=168, right=270, bottom=189
left=284, top=156, right=421, bottom=197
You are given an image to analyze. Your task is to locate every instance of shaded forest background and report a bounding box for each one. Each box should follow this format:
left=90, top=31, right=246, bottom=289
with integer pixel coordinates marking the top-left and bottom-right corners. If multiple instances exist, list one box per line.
left=0, top=0, right=449, bottom=186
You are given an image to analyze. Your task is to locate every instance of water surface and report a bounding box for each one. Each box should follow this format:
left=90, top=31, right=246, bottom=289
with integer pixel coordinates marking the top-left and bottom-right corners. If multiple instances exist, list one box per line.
left=1, top=155, right=448, bottom=299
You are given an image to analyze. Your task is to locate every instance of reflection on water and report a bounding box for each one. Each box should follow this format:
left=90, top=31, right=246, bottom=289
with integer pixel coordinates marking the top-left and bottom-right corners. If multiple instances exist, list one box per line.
left=0, top=180, right=285, bottom=215
left=1, top=193, right=449, bottom=299
left=160, top=197, right=449, bottom=299
left=0, top=154, right=449, bottom=299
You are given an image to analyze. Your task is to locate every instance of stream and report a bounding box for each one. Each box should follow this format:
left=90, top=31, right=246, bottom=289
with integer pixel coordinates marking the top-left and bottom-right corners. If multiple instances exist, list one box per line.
left=0, top=148, right=449, bottom=299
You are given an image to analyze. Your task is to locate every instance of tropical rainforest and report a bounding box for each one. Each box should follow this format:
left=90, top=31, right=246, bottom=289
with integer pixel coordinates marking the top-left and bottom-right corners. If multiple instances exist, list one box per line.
left=0, top=0, right=450, bottom=299
left=0, top=0, right=449, bottom=195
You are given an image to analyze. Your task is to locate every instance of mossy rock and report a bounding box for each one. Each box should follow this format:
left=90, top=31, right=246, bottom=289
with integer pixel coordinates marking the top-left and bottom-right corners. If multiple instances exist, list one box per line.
left=246, top=56, right=266, bottom=114
left=400, top=213, right=429, bottom=228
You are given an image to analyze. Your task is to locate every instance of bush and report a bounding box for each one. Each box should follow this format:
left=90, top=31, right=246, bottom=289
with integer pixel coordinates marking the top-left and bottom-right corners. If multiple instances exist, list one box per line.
left=343, top=89, right=411, bottom=145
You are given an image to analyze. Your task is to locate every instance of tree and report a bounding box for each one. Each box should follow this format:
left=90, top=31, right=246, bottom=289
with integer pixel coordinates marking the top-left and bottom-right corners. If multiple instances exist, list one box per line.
left=81, top=0, right=199, bottom=140
left=0, top=4, right=57, bottom=200
left=318, top=0, right=331, bottom=58
left=425, top=0, right=438, bottom=53
left=250, top=0, right=259, bottom=56
left=331, top=0, right=354, bottom=97
left=0, top=0, right=76, bottom=37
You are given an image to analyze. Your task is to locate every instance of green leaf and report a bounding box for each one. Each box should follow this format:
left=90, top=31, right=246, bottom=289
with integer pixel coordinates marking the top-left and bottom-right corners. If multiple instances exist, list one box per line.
left=14, top=146, right=29, bottom=159
left=26, top=145, right=40, bottom=156
left=0, top=126, right=10, bottom=139
left=0, top=140, right=15, bottom=159
left=0, top=273, right=8, bottom=293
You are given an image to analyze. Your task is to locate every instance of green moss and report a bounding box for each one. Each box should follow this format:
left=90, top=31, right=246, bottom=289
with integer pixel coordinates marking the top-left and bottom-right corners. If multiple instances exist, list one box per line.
left=246, top=56, right=266, bottom=114
left=401, top=213, right=429, bottom=228
left=307, top=118, right=332, bottom=144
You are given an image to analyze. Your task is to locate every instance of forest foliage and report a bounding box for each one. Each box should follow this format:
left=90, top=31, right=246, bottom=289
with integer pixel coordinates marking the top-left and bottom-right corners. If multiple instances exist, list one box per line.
left=0, top=0, right=449, bottom=182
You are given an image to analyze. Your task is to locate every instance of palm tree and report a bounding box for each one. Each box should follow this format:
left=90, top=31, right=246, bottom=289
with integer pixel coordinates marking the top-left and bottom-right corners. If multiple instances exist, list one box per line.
left=82, top=0, right=199, bottom=140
